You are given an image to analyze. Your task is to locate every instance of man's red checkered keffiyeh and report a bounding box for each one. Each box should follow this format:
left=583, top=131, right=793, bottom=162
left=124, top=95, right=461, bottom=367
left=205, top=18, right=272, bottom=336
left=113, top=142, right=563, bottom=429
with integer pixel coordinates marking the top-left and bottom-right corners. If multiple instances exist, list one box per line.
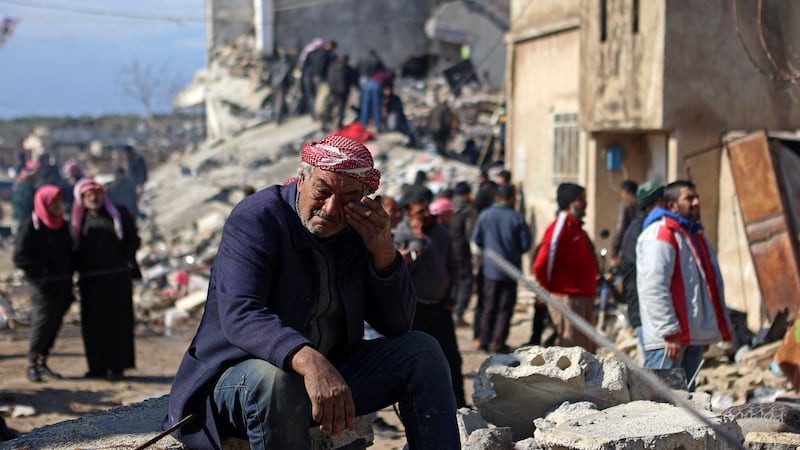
left=300, top=135, right=380, bottom=193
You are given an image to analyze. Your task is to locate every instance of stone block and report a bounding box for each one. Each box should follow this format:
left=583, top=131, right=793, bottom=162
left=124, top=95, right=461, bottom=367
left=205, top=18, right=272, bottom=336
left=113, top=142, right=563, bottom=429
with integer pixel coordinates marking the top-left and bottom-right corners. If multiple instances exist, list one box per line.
left=0, top=395, right=374, bottom=450
left=533, top=400, right=743, bottom=450
left=745, top=431, right=800, bottom=450
left=472, top=346, right=630, bottom=440
left=463, top=427, right=513, bottom=450
left=457, top=407, right=488, bottom=444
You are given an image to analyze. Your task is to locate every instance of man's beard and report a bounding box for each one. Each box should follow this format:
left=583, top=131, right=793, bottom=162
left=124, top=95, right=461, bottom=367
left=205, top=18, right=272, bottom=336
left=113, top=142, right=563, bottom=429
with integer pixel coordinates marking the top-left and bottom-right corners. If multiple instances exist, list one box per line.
left=84, top=199, right=102, bottom=211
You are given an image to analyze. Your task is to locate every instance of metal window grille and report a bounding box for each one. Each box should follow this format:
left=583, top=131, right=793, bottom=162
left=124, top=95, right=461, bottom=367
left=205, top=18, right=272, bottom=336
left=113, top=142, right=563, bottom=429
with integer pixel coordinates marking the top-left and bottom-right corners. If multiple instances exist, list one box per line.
left=552, top=112, right=579, bottom=184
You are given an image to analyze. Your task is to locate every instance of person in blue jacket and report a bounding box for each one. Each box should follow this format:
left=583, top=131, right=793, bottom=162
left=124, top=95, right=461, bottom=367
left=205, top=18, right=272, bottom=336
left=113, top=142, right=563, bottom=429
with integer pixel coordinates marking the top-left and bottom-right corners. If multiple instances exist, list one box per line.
left=164, top=135, right=458, bottom=449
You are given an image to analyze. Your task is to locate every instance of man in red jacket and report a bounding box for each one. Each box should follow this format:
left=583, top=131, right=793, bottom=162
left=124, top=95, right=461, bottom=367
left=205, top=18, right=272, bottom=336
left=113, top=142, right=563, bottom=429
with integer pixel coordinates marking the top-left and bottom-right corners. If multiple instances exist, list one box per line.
left=533, top=183, right=598, bottom=353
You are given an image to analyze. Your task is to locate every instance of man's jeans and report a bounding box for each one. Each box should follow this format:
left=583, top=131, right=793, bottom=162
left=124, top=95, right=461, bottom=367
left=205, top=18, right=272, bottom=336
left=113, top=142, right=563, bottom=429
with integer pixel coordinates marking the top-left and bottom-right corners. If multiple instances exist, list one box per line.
left=643, top=344, right=704, bottom=390
left=211, top=331, right=459, bottom=449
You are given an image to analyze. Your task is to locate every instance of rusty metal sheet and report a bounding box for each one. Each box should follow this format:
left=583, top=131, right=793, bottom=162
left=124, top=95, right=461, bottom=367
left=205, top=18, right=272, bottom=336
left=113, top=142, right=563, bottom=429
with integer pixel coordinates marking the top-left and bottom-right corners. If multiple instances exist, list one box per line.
left=749, top=232, right=800, bottom=318
left=745, top=215, right=789, bottom=243
left=727, top=131, right=800, bottom=319
left=727, top=131, right=783, bottom=224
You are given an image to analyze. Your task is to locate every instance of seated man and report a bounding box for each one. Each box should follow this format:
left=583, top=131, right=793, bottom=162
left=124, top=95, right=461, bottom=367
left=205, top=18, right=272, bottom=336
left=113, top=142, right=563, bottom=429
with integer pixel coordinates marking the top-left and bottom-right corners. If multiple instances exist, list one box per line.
left=164, top=135, right=458, bottom=449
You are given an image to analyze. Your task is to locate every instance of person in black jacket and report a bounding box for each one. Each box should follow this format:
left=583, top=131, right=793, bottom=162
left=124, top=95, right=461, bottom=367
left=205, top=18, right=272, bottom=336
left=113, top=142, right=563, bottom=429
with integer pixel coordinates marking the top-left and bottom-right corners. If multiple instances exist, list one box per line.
left=618, top=181, right=665, bottom=352
left=13, top=184, right=74, bottom=382
left=72, top=178, right=140, bottom=380
left=323, top=54, right=358, bottom=130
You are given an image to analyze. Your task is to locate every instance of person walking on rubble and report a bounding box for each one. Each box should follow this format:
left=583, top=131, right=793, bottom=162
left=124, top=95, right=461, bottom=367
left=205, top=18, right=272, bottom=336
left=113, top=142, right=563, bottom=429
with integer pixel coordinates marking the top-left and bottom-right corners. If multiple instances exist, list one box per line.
left=471, top=184, right=532, bottom=353
left=13, top=185, right=74, bottom=382
left=72, top=178, right=140, bottom=381
left=617, top=181, right=665, bottom=353
left=449, top=181, right=475, bottom=327
left=323, top=54, right=358, bottom=130
left=611, top=179, right=639, bottom=264
left=164, top=135, right=458, bottom=449
left=393, top=187, right=467, bottom=409
left=637, top=180, right=733, bottom=387
left=269, top=49, right=295, bottom=125
left=533, top=183, right=598, bottom=353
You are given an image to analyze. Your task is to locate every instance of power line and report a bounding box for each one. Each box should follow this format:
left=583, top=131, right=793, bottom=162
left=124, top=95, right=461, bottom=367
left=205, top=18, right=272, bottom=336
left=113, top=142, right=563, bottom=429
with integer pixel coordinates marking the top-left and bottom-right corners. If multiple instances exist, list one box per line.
left=0, top=0, right=204, bottom=24
left=0, top=0, right=353, bottom=25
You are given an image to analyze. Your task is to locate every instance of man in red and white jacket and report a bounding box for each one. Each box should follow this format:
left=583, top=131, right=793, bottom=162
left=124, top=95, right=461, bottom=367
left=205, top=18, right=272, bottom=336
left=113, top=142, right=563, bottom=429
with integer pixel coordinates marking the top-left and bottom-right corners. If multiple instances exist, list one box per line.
left=637, top=180, right=732, bottom=388
left=533, top=183, right=598, bottom=353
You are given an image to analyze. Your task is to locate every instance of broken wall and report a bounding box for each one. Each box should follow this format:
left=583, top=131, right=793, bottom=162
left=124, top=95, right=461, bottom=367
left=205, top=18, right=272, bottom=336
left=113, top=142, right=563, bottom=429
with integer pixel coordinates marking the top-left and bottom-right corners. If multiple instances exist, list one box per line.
left=207, top=0, right=254, bottom=52
left=273, top=0, right=445, bottom=70
left=661, top=0, right=800, bottom=163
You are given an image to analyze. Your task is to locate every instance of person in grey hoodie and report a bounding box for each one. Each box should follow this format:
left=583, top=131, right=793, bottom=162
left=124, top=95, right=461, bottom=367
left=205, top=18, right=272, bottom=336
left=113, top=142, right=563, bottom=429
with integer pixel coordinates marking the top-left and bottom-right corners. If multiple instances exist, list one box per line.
left=393, top=187, right=465, bottom=408
left=637, top=180, right=733, bottom=388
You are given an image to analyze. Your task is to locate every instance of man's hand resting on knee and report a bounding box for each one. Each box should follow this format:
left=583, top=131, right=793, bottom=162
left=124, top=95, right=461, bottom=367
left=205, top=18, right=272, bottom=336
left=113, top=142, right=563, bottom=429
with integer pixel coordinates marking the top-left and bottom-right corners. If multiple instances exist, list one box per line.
left=289, top=346, right=355, bottom=436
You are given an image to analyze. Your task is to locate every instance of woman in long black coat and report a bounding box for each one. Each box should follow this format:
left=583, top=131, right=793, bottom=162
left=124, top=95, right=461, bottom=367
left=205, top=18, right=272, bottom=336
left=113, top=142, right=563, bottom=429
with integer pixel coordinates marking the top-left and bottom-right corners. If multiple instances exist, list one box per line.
left=13, top=184, right=74, bottom=382
left=72, top=178, right=140, bottom=380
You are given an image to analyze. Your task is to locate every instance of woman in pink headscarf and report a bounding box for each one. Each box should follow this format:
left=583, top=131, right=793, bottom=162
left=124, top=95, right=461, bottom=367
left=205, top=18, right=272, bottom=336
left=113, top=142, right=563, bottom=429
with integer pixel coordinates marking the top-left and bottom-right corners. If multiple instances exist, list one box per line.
left=72, top=178, right=140, bottom=381
left=13, top=184, right=74, bottom=382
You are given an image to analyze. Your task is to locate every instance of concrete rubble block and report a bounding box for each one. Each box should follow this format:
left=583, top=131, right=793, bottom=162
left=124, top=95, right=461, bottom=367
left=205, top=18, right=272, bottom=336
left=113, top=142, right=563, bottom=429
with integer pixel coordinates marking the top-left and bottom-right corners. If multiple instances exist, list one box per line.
left=723, top=403, right=800, bottom=435
left=533, top=401, right=599, bottom=431
left=512, top=437, right=540, bottom=450
left=463, top=427, right=514, bottom=450
left=533, top=400, right=743, bottom=450
left=196, top=210, right=227, bottom=240
left=744, top=431, right=800, bottom=450
left=458, top=406, right=489, bottom=444
left=472, top=346, right=630, bottom=440
left=0, top=396, right=374, bottom=450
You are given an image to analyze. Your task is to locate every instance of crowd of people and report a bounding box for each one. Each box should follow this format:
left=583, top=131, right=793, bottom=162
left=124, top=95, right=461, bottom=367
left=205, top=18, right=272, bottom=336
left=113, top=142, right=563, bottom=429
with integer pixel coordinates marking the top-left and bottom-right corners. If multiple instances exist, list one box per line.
left=265, top=39, right=461, bottom=154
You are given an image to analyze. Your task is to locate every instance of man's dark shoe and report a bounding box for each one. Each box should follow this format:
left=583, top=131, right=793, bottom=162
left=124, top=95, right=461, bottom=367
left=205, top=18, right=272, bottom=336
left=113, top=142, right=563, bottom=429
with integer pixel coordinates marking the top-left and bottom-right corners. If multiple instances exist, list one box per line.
left=372, top=417, right=399, bottom=438
left=0, top=417, right=18, bottom=441
left=38, top=364, right=63, bottom=379
left=84, top=370, right=105, bottom=379
left=27, top=365, right=42, bottom=382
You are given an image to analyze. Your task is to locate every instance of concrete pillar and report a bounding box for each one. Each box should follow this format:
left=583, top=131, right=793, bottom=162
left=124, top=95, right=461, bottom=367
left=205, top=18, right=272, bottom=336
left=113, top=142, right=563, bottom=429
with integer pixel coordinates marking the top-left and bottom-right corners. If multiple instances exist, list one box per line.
left=667, top=135, right=679, bottom=180
left=254, top=0, right=274, bottom=57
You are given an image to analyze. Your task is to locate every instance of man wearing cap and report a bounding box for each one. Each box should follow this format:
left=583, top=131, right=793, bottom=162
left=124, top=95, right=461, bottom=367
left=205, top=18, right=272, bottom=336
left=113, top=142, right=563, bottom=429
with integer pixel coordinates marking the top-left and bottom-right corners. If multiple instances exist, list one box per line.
left=164, top=135, right=458, bottom=449
left=617, top=181, right=666, bottom=352
left=637, top=180, right=732, bottom=386
left=532, top=182, right=598, bottom=353
left=471, top=184, right=532, bottom=353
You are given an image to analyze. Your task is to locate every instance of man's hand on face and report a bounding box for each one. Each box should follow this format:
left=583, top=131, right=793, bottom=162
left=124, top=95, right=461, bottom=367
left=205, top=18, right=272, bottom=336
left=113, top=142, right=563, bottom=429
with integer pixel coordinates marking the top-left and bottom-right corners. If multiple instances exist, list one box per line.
left=289, top=346, right=355, bottom=436
left=344, top=195, right=396, bottom=271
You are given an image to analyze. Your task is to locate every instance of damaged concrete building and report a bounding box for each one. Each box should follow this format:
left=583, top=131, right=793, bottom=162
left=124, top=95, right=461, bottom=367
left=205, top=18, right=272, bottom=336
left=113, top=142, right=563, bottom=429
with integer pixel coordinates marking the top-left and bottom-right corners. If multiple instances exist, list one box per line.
left=181, top=0, right=509, bottom=140
left=506, top=0, right=800, bottom=332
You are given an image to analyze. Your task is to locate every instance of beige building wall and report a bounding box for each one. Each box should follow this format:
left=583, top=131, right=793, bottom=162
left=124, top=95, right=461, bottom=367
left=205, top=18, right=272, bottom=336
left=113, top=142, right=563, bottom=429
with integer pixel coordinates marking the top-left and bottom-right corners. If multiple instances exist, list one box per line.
left=580, top=0, right=666, bottom=130
left=507, top=27, right=581, bottom=243
left=663, top=1, right=800, bottom=165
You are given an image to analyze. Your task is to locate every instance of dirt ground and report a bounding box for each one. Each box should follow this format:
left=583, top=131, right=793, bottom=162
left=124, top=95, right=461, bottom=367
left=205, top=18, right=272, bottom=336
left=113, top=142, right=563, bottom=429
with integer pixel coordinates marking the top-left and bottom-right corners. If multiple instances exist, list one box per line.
left=0, top=285, right=540, bottom=450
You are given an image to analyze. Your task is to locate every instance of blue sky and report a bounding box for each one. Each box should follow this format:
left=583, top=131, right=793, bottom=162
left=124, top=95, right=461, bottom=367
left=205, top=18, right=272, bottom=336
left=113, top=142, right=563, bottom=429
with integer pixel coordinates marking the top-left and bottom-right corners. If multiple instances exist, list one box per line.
left=0, top=0, right=206, bottom=118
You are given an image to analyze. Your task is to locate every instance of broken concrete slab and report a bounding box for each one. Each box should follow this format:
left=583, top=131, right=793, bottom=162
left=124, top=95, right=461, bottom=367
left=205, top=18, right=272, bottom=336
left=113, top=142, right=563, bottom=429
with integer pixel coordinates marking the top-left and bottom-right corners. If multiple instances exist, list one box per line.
left=533, top=400, right=743, bottom=450
left=472, top=346, right=630, bottom=440
left=463, top=426, right=514, bottom=450
left=744, top=431, right=800, bottom=450
left=0, top=395, right=373, bottom=450
left=458, top=407, right=488, bottom=444
left=723, top=402, right=800, bottom=435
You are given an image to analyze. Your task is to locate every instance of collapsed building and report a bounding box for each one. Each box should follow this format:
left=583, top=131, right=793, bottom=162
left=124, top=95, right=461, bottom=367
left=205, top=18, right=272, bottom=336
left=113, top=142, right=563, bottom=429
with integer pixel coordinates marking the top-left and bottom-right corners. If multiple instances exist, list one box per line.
left=176, top=0, right=510, bottom=140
